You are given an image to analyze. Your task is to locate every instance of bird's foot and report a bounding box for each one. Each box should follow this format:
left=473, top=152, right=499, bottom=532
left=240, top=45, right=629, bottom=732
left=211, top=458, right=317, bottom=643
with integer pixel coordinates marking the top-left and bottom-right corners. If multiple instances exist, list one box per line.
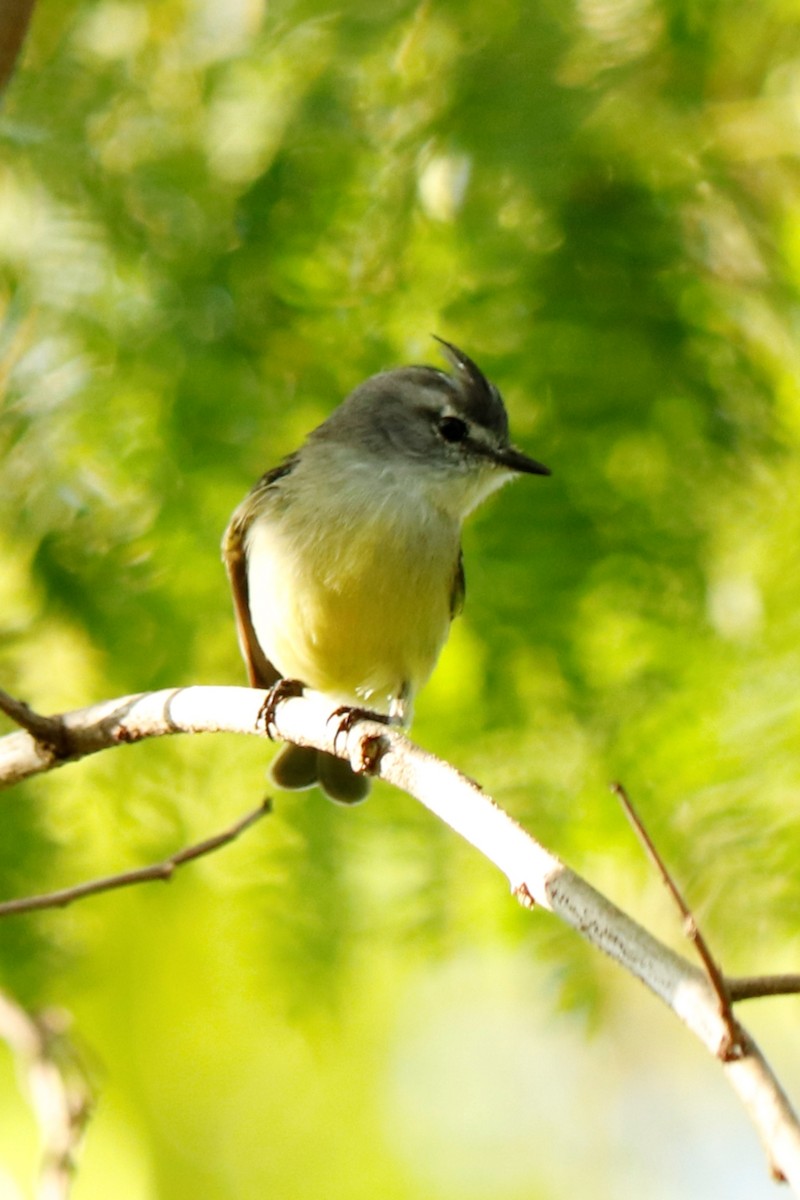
left=329, top=706, right=392, bottom=778
left=329, top=705, right=390, bottom=748
left=257, top=678, right=305, bottom=740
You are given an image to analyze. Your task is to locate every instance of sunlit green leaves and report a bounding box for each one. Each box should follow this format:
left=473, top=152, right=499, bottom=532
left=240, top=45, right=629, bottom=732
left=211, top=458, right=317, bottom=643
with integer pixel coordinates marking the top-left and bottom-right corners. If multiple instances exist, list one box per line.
left=2, top=0, right=800, bottom=1195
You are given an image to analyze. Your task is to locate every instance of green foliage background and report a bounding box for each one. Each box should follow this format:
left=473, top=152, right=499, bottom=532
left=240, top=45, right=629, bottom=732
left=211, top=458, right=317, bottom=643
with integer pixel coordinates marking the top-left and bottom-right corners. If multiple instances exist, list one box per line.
left=1, top=0, right=799, bottom=1195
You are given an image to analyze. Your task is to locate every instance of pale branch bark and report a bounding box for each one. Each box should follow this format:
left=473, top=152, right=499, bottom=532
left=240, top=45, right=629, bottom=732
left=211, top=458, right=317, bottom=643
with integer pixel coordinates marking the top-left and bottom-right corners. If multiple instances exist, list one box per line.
left=0, top=993, right=92, bottom=1200
left=1, top=684, right=799, bottom=1189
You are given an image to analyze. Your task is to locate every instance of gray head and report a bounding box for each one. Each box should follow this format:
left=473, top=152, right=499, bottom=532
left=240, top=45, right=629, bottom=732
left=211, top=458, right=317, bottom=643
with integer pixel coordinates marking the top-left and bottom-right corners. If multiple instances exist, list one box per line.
left=309, top=338, right=550, bottom=493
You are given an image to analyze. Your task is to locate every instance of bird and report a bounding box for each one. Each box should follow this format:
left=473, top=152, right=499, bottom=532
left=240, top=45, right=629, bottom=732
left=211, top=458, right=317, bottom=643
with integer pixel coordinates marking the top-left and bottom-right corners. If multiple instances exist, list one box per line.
left=222, top=337, right=549, bottom=803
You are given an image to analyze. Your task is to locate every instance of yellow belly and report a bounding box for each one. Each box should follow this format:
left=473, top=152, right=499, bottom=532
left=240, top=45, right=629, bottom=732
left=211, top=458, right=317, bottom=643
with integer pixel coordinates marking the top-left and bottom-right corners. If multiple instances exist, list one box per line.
left=246, top=508, right=455, bottom=714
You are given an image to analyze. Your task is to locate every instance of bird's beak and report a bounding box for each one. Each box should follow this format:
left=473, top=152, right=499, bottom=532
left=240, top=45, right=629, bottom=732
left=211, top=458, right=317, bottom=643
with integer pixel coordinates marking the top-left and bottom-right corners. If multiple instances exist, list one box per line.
left=493, top=444, right=551, bottom=476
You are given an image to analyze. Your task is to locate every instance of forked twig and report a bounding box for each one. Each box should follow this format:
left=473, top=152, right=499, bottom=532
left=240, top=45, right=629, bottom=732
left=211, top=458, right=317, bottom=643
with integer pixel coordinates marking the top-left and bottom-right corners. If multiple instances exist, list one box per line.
left=611, top=781, right=741, bottom=1056
left=611, top=782, right=799, bottom=1006
left=0, top=687, right=72, bottom=755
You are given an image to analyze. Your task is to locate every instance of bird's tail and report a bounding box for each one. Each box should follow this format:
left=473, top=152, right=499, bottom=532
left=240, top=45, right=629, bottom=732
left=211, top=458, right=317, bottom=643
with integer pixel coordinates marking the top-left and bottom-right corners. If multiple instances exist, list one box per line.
left=270, top=743, right=370, bottom=804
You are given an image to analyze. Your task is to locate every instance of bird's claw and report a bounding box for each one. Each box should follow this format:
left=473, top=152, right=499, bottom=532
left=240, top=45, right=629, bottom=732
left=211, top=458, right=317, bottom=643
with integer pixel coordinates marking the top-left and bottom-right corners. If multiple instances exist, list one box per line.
left=329, top=705, right=390, bottom=756
left=257, top=678, right=305, bottom=739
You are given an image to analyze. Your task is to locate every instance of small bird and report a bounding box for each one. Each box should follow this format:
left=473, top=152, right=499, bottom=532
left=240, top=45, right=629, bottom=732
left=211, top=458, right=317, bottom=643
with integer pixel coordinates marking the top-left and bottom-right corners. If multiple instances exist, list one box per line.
left=222, top=338, right=549, bottom=803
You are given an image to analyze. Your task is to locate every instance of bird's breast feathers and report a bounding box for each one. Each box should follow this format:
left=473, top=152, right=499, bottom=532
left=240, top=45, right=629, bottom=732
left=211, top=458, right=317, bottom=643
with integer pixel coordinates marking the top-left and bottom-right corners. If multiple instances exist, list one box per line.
left=244, top=477, right=460, bottom=713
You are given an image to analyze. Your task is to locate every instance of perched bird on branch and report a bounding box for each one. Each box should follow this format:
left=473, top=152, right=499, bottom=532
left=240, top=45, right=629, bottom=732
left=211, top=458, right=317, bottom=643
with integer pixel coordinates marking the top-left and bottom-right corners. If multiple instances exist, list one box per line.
left=223, top=338, right=549, bottom=802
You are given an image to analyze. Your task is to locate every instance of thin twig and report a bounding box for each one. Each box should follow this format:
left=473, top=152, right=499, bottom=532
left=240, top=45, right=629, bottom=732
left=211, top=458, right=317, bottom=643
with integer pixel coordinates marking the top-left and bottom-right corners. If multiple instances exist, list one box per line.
left=0, top=799, right=272, bottom=917
left=0, top=688, right=55, bottom=735
left=728, top=974, right=800, bottom=1002
left=610, top=781, right=741, bottom=1054
left=0, top=687, right=72, bottom=757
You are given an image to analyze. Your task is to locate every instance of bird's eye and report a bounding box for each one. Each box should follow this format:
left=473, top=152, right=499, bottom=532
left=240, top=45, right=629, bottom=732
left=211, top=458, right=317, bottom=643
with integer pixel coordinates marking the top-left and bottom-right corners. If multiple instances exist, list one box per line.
left=438, top=415, right=469, bottom=444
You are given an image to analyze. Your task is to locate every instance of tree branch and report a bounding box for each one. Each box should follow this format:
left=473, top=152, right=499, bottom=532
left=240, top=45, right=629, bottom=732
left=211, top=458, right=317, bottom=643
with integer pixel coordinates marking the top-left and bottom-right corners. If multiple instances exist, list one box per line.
left=0, top=994, right=93, bottom=1199
left=1, top=683, right=799, bottom=1190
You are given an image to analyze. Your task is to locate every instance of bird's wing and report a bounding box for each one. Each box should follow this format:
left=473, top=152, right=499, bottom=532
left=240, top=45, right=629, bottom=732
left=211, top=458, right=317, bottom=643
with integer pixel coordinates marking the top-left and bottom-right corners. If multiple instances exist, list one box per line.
left=449, top=547, right=465, bottom=620
left=221, top=457, right=298, bottom=689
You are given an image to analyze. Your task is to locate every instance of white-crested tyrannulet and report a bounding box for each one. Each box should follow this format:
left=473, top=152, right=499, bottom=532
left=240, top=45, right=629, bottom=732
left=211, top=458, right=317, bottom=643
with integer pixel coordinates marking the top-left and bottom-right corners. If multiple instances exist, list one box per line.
left=223, top=338, right=549, bottom=803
